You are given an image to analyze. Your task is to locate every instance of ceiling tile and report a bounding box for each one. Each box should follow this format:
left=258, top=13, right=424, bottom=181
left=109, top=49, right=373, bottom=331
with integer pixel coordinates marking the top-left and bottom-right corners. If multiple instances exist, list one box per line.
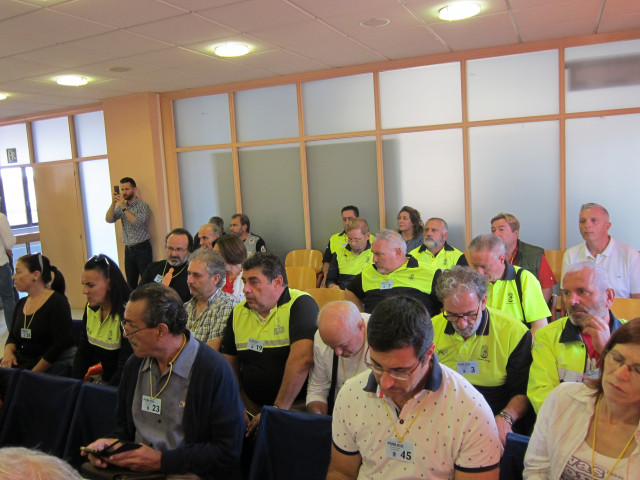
left=161, top=0, right=245, bottom=12
left=603, top=0, right=640, bottom=15
left=12, top=43, right=117, bottom=69
left=520, top=21, right=597, bottom=42
left=0, top=57, right=60, bottom=82
left=127, top=12, right=237, bottom=45
left=353, top=25, right=451, bottom=59
left=429, top=12, right=516, bottom=48
left=512, top=0, right=602, bottom=30
left=0, top=31, right=55, bottom=57
left=52, top=0, right=185, bottom=28
left=598, top=13, right=640, bottom=33
left=68, top=30, right=170, bottom=57
left=198, top=0, right=310, bottom=31
left=222, top=49, right=326, bottom=75
left=0, top=0, right=38, bottom=21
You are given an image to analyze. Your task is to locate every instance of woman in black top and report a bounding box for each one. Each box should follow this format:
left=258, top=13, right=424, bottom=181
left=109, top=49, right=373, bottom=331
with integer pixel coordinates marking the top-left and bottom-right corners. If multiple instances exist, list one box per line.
left=71, top=254, right=132, bottom=386
left=1, top=253, right=75, bottom=375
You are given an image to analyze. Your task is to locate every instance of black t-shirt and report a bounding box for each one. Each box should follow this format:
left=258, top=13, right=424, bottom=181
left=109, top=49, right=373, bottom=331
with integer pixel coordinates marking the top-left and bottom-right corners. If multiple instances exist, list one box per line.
left=141, top=260, right=191, bottom=302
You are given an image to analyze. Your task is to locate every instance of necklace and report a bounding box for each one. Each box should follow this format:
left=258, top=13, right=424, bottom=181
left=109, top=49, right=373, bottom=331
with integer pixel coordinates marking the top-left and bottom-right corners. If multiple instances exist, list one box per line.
left=591, top=395, right=636, bottom=480
left=23, top=290, right=48, bottom=331
left=149, top=334, right=187, bottom=399
left=162, top=261, right=187, bottom=278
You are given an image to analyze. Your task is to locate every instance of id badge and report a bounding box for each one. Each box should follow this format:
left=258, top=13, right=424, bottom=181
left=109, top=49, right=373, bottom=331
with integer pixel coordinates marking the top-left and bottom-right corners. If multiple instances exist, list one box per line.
left=141, top=395, right=161, bottom=415
left=385, top=438, right=414, bottom=463
left=457, top=361, right=479, bottom=375
left=380, top=280, right=393, bottom=290
left=21, top=328, right=31, bottom=339
left=153, top=274, right=163, bottom=283
left=247, top=337, right=264, bottom=353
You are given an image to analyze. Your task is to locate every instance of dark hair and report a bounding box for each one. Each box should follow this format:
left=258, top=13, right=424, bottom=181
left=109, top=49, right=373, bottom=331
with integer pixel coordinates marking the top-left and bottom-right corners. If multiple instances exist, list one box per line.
left=84, top=254, right=132, bottom=318
left=232, top=213, right=250, bottom=232
left=342, top=205, right=360, bottom=217
left=216, top=234, right=247, bottom=265
left=243, top=252, right=288, bottom=286
left=398, top=206, right=423, bottom=239
left=367, top=295, right=433, bottom=360
left=209, top=216, right=225, bottom=235
left=591, top=318, right=640, bottom=396
left=128, top=283, right=187, bottom=335
left=17, top=253, right=66, bottom=295
left=119, top=177, right=136, bottom=188
left=165, top=228, right=194, bottom=252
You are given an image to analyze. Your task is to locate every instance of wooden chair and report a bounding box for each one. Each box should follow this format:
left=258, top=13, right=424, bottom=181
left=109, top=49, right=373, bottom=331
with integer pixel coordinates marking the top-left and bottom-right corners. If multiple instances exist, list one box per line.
left=286, top=249, right=323, bottom=286
left=544, top=249, right=565, bottom=284
left=611, top=297, right=640, bottom=321
left=285, top=266, right=317, bottom=290
left=303, top=288, right=346, bottom=309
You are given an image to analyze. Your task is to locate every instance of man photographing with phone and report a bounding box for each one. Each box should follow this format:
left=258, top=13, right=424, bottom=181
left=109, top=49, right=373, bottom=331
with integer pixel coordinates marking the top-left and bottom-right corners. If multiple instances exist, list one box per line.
left=106, top=177, right=153, bottom=289
left=82, top=283, right=244, bottom=479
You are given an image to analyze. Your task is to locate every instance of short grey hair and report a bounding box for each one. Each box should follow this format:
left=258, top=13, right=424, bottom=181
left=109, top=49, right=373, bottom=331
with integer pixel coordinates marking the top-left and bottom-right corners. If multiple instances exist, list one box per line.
left=318, top=301, right=362, bottom=334
left=374, top=229, right=406, bottom=256
left=468, top=234, right=506, bottom=257
left=580, top=203, right=609, bottom=219
left=435, top=266, right=489, bottom=303
left=0, top=447, right=82, bottom=480
left=189, top=249, right=227, bottom=289
left=426, top=217, right=448, bottom=233
left=563, top=261, right=611, bottom=292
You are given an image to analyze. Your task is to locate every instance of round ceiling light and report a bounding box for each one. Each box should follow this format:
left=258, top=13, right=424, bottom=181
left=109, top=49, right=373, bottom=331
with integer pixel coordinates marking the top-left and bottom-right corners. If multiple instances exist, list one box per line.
left=214, top=43, right=250, bottom=57
left=439, top=2, right=481, bottom=21
left=56, top=75, right=89, bottom=86
left=0, top=93, right=7, bottom=100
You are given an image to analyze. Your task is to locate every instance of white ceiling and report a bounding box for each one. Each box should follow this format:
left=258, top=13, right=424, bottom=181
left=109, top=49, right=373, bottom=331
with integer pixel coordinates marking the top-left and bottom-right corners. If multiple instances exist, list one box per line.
left=0, top=0, right=639, bottom=121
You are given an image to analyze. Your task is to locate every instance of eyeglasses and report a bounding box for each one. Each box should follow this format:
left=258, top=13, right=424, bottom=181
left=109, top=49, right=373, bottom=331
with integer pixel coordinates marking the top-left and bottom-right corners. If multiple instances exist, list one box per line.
left=120, top=320, right=152, bottom=337
left=166, top=246, right=188, bottom=254
left=364, top=348, right=425, bottom=381
left=605, top=349, right=640, bottom=380
left=443, top=306, right=481, bottom=322
left=88, top=254, right=110, bottom=267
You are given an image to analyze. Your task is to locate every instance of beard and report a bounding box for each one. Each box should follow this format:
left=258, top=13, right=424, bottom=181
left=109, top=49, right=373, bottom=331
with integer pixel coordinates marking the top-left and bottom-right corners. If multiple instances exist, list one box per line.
left=567, top=303, right=608, bottom=328
left=424, top=237, right=442, bottom=250
left=167, top=257, right=185, bottom=267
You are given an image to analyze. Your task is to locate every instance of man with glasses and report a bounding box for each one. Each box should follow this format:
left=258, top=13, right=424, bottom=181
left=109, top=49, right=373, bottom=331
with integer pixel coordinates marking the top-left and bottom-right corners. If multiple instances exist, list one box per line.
left=409, top=217, right=468, bottom=270
left=140, top=228, right=193, bottom=302
left=84, top=283, right=244, bottom=479
left=328, top=295, right=500, bottom=480
left=528, top=262, right=626, bottom=413
left=432, top=266, right=532, bottom=446
left=325, top=218, right=373, bottom=290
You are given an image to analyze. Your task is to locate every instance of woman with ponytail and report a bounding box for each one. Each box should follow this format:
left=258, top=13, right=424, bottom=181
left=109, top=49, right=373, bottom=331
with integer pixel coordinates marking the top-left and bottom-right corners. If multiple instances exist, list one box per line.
left=0, top=253, right=75, bottom=375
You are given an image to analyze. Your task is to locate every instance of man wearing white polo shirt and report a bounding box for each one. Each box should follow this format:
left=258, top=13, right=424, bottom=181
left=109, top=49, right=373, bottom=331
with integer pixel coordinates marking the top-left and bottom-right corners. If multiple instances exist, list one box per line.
left=563, top=203, right=640, bottom=299
left=327, top=295, right=500, bottom=480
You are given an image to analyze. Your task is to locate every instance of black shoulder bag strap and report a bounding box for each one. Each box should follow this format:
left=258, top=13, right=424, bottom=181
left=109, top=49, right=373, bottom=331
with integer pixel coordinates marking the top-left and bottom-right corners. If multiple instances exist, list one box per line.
left=327, top=352, right=339, bottom=415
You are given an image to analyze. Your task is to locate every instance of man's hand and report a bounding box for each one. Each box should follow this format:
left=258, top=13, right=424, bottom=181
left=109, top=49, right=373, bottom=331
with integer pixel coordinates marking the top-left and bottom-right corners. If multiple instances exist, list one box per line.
left=0, top=351, right=17, bottom=369
left=246, top=412, right=261, bottom=438
left=582, top=315, right=611, bottom=354
left=106, top=444, right=162, bottom=472
left=161, top=268, right=174, bottom=287
left=494, top=415, right=512, bottom=447
left=83, top=438, right=118, bottom=469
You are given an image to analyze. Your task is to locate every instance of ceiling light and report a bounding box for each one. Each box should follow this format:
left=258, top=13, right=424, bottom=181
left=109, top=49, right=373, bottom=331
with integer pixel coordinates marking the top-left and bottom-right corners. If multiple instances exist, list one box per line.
left=56, top=75, right=89, bottom=86
left=360, top=18, right=390, bottom=28
left=439, top=2, right=481, bottom=21
left=0, top=93, right=7, bottom=100
left=214, top=43, right=250, bottom=57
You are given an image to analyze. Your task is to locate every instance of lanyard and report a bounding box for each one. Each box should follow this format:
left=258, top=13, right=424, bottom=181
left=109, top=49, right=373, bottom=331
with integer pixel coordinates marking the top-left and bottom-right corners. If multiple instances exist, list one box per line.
left=23, top=290, right=47, bottom=330
left=382, top=393, right=428, bottom=443
left=149, top=334, right=187, bottom=400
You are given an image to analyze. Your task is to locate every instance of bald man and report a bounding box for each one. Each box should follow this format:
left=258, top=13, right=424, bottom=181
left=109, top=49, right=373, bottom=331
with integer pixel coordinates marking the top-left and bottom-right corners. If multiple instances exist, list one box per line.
left=306, top=301, right=370, bottom=415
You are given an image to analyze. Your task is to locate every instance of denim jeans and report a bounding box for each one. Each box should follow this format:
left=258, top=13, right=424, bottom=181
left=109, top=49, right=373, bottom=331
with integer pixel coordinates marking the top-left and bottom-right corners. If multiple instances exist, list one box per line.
left=0, top=262, right=16, bottom=331
left=124, top=240, right=153, bottom=290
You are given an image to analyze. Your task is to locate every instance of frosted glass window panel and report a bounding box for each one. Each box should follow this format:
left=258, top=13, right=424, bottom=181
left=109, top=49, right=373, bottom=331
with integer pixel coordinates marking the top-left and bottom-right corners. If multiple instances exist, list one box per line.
left=469, top=121, right=560, bottom=249
left=32, top=117, right=72, bottom=163
left=173, top=94, right=231, bottom=148
left=0, top=123, right=30, bottom=166
left=379, top=63, right=462, bottom=129
left=235, top=85, right=299, bottom=142
left=78, top=159, right=118, bottom=262
left=565, top=114, right=640, bottom=249
left=238, top=144, right=304, bottom=258
left=1, top=168, right=27, bottom=226
left=467, top=50, right=559, bottom=121
left=74, top=111, right=107, bottom=158
left=25, top=167, right=37, bottom=224
left=302, top=74, right=375, bottom=136
left=382, top=130, right=466, bottom=250
left=565, top=40, right=640, bottom=113
left=177, top=149, right=236, bottom=235
left=306, top=138, right=380, bottom=251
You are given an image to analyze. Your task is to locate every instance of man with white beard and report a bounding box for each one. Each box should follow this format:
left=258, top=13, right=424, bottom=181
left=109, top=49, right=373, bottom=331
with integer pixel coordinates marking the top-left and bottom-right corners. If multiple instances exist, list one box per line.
left=409, top=217, right=467, bottom=270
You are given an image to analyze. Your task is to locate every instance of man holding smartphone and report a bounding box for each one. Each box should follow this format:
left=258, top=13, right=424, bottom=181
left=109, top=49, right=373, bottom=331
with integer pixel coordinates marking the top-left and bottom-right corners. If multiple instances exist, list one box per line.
left=106, top=177, right=152, bottom=289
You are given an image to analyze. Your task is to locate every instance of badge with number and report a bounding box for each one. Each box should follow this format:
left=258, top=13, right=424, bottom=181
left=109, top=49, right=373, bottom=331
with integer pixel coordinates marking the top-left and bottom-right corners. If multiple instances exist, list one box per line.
left=457, top=361, right=479, bottom=375
left=380, top=280, right=393, bottom=290
left=142, top=395, right=161, bottom=415
left=21, top=328, right=32, bottom=339
left=153, top=274, right=163, bottom=283
left=247, top=337, right=264, bottom=353
left=385, top=439, right=414, bottom=463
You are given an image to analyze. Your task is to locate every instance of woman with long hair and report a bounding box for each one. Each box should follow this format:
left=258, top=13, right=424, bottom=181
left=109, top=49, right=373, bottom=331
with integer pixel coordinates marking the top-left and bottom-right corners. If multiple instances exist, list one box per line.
left=71, top=254, right=133, bottom=386
left=397, top=205, right=424, bottom=253
left=524, top=318, right=640, bottom=479
left=1, top=253, right=75, bottom=375
left=213, top=234, right=247, bottom=302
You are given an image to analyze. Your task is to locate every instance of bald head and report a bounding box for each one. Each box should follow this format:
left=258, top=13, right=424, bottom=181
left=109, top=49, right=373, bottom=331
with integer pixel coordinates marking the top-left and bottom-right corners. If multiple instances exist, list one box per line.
left=318, top=301, right=366, bottom=358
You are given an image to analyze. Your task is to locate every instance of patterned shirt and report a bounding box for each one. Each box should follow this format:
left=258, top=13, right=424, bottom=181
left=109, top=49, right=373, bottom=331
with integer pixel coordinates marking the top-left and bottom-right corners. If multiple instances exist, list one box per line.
left=114, top=196, right=151, bottom=245
left=184, top=289, right=237, bottom=343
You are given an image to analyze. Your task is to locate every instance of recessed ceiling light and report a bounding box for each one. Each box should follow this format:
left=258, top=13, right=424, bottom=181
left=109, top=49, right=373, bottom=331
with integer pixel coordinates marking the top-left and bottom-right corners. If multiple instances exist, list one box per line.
left=214, top=43, right=250, bottom=57
left=0, top=93, right=7, bottom=100
left=56, top=75, right=89, bottom=86
left=439, top=2, right=481, bottom=21
left=360, top=18, right=390, bottom=28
